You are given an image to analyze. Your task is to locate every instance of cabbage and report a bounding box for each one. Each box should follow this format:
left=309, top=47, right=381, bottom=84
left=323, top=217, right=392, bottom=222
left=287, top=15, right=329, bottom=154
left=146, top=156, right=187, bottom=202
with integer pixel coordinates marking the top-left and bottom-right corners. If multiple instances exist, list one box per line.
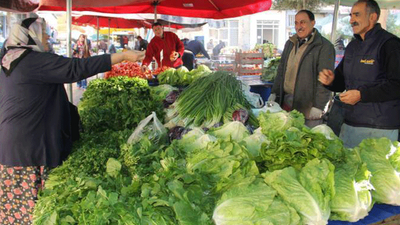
left=258, top=110, right=305, bottom=134
left=186, top=139, right=259, bottom=193
left=358, top=138, right=400, bottom=205
left=242, top=132, right=269, bottom=159
left=311, top=124, right=337, bottom=140
left=176, top=66, right=189, bottom=84
left=213, top=179, right=300, bottom=225
left=263, top=158, right=335, bottom=225
left=208, top=121, right=250, bottom=142
left=149, top=84, right=178, bottom=102
left=330, top=162, right=374, bottom=222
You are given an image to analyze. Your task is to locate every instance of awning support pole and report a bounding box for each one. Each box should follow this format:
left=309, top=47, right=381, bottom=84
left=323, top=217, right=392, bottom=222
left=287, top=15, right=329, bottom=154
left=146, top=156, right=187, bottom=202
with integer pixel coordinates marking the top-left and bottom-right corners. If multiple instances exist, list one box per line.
left=66, top=0, right=73, bottom=103
left=330, top=0, right=340, bottom=43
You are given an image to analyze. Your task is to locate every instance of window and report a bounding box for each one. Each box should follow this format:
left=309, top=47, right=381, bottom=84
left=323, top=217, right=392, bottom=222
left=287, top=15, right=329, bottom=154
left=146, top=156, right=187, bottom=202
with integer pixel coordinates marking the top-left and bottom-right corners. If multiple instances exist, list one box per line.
left=288, top=14, right=295, bottom=27
left=256, top=20, right=279, bottom=45
left=229, top=20, right=239, bottom=46
left=209, top=19, right=239, bottom=47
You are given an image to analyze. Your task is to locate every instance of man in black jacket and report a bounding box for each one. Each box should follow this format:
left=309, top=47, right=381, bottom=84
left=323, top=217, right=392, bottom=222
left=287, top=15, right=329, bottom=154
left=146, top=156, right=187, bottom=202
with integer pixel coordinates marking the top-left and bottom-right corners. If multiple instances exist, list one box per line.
left=319, top=0, right=400, bottom=147
left=182, top=39, right=211, bottom=70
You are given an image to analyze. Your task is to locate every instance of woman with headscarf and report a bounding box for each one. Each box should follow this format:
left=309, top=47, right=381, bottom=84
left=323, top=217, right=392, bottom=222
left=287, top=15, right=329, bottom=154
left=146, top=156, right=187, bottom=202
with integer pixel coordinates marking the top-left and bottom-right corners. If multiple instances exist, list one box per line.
left=73, top=34, right=91, bottom=89
left=0, top=15, right=144, bottom=224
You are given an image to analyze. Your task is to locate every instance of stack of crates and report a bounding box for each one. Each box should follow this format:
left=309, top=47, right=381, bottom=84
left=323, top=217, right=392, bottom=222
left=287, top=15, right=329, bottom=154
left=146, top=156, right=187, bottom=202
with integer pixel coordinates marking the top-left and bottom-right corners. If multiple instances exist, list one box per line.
left=235, top=52, right=264, bottom=76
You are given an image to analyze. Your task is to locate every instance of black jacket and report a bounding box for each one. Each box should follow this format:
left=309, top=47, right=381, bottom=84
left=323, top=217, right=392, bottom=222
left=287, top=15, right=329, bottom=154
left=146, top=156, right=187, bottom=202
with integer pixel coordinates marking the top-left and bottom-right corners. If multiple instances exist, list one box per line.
left=272, top=29, right=335, bottom=117
left=326, top=24, right=400, bottom=129
left=0, top=52, right=111, bottom=167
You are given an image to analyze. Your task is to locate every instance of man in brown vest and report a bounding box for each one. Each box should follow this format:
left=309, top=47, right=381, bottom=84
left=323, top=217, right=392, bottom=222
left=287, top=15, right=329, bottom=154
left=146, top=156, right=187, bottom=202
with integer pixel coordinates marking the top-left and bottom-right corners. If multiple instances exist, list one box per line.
left=269, top=10, right=335, bottom=128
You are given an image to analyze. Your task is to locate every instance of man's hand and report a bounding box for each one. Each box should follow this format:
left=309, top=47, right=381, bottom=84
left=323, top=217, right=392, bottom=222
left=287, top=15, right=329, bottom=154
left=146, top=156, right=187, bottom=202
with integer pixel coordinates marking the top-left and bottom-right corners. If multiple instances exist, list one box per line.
left=318, top=69, right=335, bottom=86
left=124, top=50, right=145, bottom=62
left=339, top=90, right=361, bottom=105
left=170, top=51, right=179, bottom=62
left=111, top=50, right=145, bottom=65
left=141, top=64, right=149, bottom=73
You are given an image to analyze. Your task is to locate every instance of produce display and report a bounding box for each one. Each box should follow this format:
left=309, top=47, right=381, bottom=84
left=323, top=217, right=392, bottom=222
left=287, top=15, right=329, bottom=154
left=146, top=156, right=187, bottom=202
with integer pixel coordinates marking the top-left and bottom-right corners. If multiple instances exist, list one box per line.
left=166, top=71, right=256, bottom=128
left=104, top=61, right=152, bottom=79
left=157, top=65, right=212, bottom=86
left=32, top=69, right=400, bottom=224
left=78, top=76, right=164, bottom=133
left=253, top=43, right=275, bottom=58
left=104, top=62, right=170, bottom=80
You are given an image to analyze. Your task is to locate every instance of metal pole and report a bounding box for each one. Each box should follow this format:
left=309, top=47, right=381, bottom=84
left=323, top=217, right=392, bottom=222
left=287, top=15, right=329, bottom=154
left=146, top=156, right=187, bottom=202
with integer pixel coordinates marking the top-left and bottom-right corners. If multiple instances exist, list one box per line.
left=154, top=4, right=158, bottom=22
left=66, top=0, right=73, bottom=103
left=330, top=0, right=340, bottom=43
left=108, top=18, right=111, bottom=47
left=96, top=16, right=99, bottom=78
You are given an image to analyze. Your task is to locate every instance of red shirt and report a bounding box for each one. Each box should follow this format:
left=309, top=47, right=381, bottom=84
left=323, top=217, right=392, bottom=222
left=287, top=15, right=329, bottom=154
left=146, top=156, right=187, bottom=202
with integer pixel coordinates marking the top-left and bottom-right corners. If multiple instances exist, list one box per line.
left=142, top=31, right=184, bottom=68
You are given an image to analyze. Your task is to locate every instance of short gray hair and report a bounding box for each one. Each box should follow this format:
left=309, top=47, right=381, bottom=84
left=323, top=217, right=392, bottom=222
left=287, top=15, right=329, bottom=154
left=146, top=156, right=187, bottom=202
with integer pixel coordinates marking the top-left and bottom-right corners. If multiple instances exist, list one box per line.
left=355, top=0, right=380, bottom=20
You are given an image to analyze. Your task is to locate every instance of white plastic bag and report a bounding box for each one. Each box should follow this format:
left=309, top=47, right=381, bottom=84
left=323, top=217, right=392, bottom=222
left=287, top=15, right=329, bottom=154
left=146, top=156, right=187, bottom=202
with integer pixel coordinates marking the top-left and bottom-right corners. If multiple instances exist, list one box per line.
left=251, top=101, right=282, bottom=117
left=127, top=112, right=167, bottom=144
left=241, top=83, right=264, bottom=108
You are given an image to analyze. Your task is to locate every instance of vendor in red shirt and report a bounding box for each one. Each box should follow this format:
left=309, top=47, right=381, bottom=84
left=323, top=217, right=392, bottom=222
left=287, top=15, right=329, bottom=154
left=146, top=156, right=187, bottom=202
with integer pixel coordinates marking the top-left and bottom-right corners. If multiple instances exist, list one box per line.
left=141, top=22, right=184, bottom=72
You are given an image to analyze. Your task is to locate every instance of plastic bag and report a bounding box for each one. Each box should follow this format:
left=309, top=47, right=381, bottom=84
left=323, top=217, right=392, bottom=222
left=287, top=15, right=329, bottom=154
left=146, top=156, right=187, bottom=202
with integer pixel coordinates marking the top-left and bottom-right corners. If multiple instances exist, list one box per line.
left=242, top=83, right=264, bottom=108
left=251, top=101, right=282, bottom=117
left=127, top=112, right=167, bottom=144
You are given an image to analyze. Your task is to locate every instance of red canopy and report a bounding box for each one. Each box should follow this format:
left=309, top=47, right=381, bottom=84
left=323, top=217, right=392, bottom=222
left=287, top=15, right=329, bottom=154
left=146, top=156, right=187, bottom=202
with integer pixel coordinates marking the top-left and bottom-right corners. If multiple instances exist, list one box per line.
left=72, top=15, right=152, bottom=29
left=39, top=0, right=272, bottom=19
left=72, top=15, right=207, bottom=29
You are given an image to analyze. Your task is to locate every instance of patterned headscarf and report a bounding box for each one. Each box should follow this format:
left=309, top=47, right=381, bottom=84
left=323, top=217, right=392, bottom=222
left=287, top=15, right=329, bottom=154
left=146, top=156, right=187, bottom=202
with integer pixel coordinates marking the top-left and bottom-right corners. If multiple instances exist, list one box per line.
left=1, top=14, right=47, bottom=76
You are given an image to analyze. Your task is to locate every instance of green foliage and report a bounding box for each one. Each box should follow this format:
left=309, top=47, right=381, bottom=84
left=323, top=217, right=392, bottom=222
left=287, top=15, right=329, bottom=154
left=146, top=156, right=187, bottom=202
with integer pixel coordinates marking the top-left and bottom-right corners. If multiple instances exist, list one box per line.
left=330, top=160, right=373, bottom=222
left=213, top=179, right=301, bottom=225
left=157, top=65, right=212, bottom=86
left=272, top=0, right=328, bottom=11
left=357, top=138, right=400, bottom=205
left=174, top=71, right=252, bottom=128
left=258, top=111, right=345, bottom=172
left=253, top=43, right=275, bottom=58
left=150, top=84, right=178, bottom=102
left=79, top=76, right=164, bottom=133
left=263, top=159, right=335, bottom=225
left=387, top=13, right=400, bottom=38
left=262, top=57, right=281, bottom=82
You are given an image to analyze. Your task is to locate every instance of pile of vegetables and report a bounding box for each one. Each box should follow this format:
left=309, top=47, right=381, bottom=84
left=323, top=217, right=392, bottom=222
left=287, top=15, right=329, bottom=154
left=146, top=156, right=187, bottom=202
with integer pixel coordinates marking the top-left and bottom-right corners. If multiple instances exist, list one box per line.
left=262, top=57, right=281, bottom=82
left=168, top=71, right=255, bottom=128
left=253, top=43, right=275, bottom=58
left=78, top=76, right=164, bottom=133
left=34, top=104, right=400, bottom=224
left=104, top=61, right=153, bottom=79
left=257, top=111, right=346, bottom=171
left=149, top=84, right=178, bottom=102
left=157, top=65, right=212, bottom=86
left=32, top=62, right=400, bottom=225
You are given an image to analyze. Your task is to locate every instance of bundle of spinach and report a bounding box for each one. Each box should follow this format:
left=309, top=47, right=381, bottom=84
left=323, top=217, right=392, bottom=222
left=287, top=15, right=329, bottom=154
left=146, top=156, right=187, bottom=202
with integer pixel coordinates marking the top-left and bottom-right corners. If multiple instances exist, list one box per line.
left=79, top=77, right=164, bottom=133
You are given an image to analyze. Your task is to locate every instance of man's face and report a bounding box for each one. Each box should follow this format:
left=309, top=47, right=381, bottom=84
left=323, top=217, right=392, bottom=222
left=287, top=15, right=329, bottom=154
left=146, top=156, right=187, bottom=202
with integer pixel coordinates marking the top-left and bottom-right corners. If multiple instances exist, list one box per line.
left=295, top=12, right=315, bottom=40
left=153, top=25, right=163, bottom=37
left=350, top=2, right=376, bottom=39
